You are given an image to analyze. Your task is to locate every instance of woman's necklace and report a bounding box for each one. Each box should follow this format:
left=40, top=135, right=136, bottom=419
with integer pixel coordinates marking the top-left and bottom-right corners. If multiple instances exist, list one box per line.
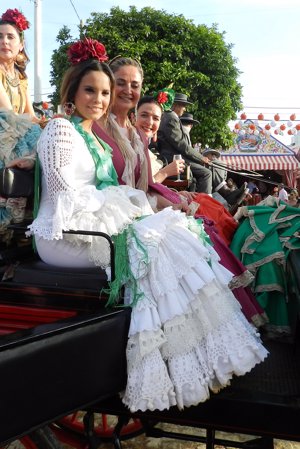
left=6, top=71, right=20, bottom=88
left=0, top=64, right=20, bottom=87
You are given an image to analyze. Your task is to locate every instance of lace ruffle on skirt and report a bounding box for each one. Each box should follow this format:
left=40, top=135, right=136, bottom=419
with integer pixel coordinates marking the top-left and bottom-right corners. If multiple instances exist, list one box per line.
left=0, top=109, right=40, bottom=167
left=122, top=208, right=268, bottom=412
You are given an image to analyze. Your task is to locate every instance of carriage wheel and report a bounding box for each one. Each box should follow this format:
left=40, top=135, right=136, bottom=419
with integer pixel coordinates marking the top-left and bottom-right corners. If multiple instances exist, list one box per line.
left=56, top=412, right=144, bottom=441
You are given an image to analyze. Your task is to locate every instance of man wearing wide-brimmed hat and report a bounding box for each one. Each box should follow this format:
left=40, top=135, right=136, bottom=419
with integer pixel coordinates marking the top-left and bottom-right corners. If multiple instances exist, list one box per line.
left=180, top=112, right=200, bottom=125
left=180, top=112, right=199, bottom=146
left=157, top=93, right=213, bottom=194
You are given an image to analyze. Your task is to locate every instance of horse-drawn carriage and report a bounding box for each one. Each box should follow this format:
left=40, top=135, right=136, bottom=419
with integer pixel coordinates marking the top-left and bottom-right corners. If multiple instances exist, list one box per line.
left=0, top=168, right=300, bottom=449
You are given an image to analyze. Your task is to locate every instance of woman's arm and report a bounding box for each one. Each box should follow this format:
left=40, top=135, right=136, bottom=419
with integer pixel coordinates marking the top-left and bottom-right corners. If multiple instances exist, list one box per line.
left=38, top=118, right=77, bottom=205
left=0, top=82, right=13, bottom=110
left=24, top=87, right=40, bottom=122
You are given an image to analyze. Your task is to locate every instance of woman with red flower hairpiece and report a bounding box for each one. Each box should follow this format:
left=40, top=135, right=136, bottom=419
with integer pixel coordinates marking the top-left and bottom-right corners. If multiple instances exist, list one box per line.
left=29, top=37, right=268, bottom=413
left=67, top=37, right=108, bottom=65
left=135, top=92, right=187, bottom=184
left=0, top=8, right=41, bottom=245
left=0, top=8, right=35, bottom=116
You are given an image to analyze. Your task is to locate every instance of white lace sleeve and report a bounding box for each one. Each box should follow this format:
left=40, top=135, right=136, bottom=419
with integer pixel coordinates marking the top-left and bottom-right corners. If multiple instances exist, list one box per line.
left=29, top=118, right=106, bottom=241
left=38, top=118, right=76, bottom=204
left=29, top=119, right=147, bottom=262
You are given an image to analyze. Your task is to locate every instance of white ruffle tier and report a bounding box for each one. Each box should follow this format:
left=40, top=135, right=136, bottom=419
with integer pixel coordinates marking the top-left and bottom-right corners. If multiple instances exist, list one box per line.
left=122, top=208, right=268, bottom=412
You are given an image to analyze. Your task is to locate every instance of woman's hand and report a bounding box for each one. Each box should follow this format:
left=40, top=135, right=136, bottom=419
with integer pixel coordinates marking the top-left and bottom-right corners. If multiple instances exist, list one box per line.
left=154, top=158, right=185, bottom=183
left=163, top=159, right=185, bottom=178
left=6, top=158, right=35, bottom=170
left=172, top=202, right=189, bottom=213
left=180, top=191, right=198, bottom=202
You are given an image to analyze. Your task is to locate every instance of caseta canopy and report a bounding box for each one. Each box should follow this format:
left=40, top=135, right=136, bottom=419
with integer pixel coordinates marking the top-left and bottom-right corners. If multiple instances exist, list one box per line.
left=219, top=154, right=300, bottom=171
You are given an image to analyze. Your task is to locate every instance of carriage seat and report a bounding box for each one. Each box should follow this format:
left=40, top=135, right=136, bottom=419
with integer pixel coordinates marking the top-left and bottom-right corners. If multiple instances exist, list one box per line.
left=0, top=167, right=34, bottom=198
left=0, top=168, right=113, bottom=292
left=12, top=259, right=108, bottom=291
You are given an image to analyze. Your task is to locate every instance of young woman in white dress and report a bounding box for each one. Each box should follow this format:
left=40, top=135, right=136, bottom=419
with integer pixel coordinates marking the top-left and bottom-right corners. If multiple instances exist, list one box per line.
left=29, top=38, right=268, bottom=413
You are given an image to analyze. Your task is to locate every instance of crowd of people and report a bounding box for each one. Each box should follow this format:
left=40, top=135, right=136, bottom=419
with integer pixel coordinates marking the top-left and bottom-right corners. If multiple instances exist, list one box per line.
left=1, top=7, right=299, bottom=413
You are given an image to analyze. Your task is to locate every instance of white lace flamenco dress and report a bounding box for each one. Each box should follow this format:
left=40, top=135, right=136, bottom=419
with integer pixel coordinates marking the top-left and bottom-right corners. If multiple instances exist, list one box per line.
left=29, top=118, right=268, bottom=413
left=122, top=210, right=268, bottom=412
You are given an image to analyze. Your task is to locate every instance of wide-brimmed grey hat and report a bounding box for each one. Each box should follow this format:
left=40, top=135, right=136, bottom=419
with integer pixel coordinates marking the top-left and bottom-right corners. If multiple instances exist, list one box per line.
left=180, top=112, right=199, bottom=125
left=173, top=93, right=193, bottom=105
left=202, top=148, right=221, bottom=158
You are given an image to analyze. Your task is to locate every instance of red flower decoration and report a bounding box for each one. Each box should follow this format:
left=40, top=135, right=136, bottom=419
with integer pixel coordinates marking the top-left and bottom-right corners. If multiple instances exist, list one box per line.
left=68, top=38, right=108, bottom=65
left=157, top=91, right=168, bottom=104
left=1, top=9, right=30, bottom=31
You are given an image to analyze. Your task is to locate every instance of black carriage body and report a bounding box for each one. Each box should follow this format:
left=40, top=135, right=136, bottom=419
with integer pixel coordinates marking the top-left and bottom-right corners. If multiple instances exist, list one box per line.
left=0, top=307, right=130, bottom=444
left=0, top=221, right=131, bottom=444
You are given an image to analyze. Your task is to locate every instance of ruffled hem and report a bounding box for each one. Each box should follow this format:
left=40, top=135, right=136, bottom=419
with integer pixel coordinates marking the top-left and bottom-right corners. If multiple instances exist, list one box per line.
left=123, top=313, right=268, bottom=412
left=229, top=269, right=254, bottom=289
left=121, top=208, right=268, bottom=412
left=0, top=109, right=40, bottom=166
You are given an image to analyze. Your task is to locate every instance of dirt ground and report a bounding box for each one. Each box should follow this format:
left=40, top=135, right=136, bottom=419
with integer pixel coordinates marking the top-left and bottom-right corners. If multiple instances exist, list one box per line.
left=6, top=420, right=300, bottom=449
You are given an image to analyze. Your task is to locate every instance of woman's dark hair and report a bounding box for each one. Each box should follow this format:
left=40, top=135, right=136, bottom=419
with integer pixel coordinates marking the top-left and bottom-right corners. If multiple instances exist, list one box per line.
left=0, top=21, right=29, bottom=78
left=60, top=59, right=115, bottom=110
left=137, top=95, right=163, bottom=111
left=109, top=56, right=143, bottom=79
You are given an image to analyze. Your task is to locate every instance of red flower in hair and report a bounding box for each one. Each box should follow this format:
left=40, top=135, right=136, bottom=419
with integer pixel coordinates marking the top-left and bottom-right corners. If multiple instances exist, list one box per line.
left=157, top=92, right=168, bottom=104
left=1, top=9, right=30, bottom=31
left=68, top=38, right=108, bottom=65
left=153, top=88, right=175, bottom=111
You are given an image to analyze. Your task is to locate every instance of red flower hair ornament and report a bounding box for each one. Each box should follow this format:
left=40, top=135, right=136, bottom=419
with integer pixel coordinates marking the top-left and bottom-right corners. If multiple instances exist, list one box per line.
left=67, top=38, right=108, bottom=65
left=1, top=8, right=30, bottom=31
left=153, top=88, right=175, bottom=111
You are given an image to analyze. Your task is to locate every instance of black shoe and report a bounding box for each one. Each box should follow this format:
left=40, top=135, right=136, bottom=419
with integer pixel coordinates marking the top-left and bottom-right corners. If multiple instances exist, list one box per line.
left=227, top=183, right=249, bottom=205
left=217, top=185, right=234, bottom=199
left=220, top=182, right=248, bottom=206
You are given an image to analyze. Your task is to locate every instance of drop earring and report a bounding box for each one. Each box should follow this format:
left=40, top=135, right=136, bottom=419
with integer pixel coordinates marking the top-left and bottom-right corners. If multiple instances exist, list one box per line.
left=63, top=102, right=76, bottom=116
left=15, top=51, right=25, bottom=64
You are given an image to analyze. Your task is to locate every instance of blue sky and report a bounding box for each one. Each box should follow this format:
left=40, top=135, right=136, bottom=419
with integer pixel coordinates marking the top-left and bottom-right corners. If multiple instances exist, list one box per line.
left=11, top=0, right=300, bottom=123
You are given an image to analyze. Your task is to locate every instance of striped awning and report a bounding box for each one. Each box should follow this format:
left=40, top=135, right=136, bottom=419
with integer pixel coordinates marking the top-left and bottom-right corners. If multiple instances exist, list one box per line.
left=219, top=154, right=300, bottom=171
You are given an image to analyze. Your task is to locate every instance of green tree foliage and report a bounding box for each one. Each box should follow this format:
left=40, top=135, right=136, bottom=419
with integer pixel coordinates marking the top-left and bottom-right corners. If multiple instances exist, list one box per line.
left=49, top=6, right=243, bottom=148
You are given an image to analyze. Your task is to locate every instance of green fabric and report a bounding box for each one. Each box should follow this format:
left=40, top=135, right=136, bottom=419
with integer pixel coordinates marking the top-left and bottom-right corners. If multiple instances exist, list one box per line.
left=230, top=201, right=300, bottom=328
left=103, top=230, right=131, bottom=307
left=103, top=227, right=147, bottom=308
left=256, top=291, right=289, bottom=327
left=70, top=116, right=119, bottom=190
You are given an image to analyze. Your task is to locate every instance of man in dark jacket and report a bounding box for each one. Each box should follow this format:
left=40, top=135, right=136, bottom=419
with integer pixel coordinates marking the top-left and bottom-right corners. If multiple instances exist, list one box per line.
left=158, top=93, right=248, bottom=203
left=157, top=93, right=213, bottom=194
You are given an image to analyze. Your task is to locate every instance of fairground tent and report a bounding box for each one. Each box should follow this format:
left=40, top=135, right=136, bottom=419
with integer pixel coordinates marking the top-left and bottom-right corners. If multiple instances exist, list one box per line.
left=219, top=120, right=300, bottom=187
